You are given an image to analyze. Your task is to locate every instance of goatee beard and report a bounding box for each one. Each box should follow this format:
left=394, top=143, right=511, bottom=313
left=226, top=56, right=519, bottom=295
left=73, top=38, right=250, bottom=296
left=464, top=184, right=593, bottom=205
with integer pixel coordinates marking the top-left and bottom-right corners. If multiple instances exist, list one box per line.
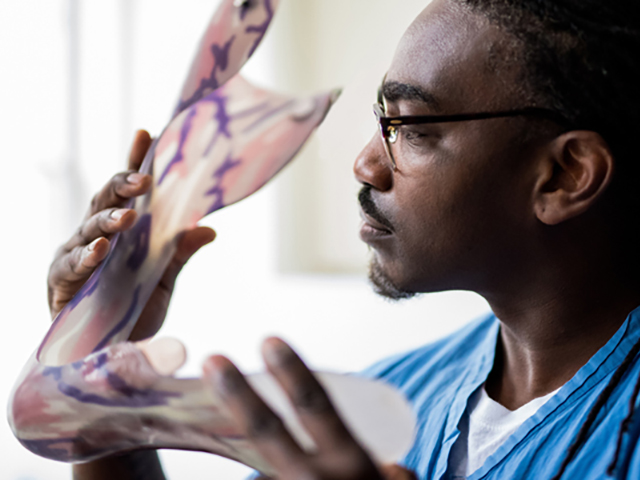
left=368, top=255, right=416, bottom=301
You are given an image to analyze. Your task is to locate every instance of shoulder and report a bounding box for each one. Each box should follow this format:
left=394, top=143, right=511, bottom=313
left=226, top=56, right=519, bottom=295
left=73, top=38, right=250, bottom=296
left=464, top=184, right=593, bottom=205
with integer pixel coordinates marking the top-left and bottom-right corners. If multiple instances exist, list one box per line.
left=361, top=312, right=497, bottom=395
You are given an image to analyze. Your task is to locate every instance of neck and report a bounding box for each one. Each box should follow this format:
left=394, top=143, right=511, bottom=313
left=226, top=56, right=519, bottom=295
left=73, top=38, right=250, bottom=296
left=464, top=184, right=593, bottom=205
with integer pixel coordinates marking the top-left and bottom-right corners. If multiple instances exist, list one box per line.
left=481, top=234, right=640, bottom=410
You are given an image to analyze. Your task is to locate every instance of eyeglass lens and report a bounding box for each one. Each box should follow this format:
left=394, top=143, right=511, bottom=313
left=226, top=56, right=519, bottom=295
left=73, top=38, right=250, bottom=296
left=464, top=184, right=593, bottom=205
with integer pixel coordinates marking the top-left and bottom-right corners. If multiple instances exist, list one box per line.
left=374, top=103, right=398, bottom=170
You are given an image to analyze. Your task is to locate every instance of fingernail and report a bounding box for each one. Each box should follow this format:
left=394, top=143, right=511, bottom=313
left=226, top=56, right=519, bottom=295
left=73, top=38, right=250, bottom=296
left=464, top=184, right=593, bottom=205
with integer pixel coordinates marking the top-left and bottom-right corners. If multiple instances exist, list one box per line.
left=127, top=173, right=145, bottom=185
left=110, top=209, right=128, bottom=221
left=263, top=339, right=294, bottom=367
left=87, top=238, right=101, bottom=252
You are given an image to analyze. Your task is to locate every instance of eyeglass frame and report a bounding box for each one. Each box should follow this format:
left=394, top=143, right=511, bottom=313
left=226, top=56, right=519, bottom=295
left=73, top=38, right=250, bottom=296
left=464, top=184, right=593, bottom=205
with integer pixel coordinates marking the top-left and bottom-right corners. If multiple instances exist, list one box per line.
left=373, top=80, right=571, bottom=171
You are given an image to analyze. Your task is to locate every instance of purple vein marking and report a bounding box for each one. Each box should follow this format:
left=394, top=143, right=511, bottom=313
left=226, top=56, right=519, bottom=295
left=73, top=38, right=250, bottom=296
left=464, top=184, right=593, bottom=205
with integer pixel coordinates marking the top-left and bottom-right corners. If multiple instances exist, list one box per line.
left=43, top=366, right=64, bottom=381
left=202, top=92, right=234, bottom=156
left=211, top=92, right=233, bottom=138
left=91, top=286, right=140, bottom=353
left=174, top=35, right=236, bottom=116
left=158, top=108, right=198, bottom=185
left=126, top=214, right=152, bottom=271
left=245, top=0, right=274, bottom=58
left=206, top=153, right=243, bottom=214
left=57, top=374, right=181, bottom=408
left=202, top=98, right=272, bottom=156
left=20, top=437, right=78, bottom=461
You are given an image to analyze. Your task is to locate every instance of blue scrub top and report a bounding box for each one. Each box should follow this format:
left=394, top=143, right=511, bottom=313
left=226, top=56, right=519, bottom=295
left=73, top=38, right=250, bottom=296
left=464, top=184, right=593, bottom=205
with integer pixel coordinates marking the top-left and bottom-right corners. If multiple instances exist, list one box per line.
left=364, top=308, right=640, bottom=479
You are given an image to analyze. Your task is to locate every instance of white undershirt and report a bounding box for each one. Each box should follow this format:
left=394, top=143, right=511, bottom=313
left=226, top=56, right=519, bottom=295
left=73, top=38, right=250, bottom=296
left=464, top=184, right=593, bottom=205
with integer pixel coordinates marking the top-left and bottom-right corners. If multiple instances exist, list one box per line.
left=449, top=385, right=559, bottom=478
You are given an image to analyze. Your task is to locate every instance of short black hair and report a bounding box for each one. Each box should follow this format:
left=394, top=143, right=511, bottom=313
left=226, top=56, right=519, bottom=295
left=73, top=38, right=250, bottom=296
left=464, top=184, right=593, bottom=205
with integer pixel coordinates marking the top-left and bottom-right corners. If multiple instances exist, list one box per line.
left=459, top=0, right=640, bottom=186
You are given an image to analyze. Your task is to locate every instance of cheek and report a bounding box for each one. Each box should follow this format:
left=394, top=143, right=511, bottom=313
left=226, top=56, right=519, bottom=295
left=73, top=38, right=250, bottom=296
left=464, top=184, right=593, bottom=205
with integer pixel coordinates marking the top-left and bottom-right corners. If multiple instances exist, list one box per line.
left=388, top=168, right=480, bottom=271
left=386, top=156, right=524, bottom=280
left=375, top=122, right=539, bottom=291
left=395, top=157, right=489, bottom=240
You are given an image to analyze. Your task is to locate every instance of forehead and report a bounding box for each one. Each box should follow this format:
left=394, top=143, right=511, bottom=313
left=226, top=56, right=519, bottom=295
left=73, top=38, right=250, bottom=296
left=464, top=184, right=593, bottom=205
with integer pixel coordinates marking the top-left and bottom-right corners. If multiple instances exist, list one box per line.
left=387, top=0, right=520, bottom=112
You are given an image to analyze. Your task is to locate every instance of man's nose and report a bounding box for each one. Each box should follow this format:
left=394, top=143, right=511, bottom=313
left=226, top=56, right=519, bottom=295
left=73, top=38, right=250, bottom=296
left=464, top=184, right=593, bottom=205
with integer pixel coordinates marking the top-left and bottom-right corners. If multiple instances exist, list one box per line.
left=353, top=134, right=394, bottom=192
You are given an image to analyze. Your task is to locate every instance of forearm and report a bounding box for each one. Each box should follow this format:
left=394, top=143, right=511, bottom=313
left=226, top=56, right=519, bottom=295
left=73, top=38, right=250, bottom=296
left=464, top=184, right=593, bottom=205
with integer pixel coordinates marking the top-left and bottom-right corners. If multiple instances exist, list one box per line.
left=72, top=450, right=166, bottom=480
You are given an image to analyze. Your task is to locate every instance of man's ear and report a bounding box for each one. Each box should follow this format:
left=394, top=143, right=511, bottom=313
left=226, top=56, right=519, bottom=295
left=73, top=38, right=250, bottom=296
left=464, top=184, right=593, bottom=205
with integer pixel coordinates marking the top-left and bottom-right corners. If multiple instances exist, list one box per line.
left=533, top=131, right=614, bottom=226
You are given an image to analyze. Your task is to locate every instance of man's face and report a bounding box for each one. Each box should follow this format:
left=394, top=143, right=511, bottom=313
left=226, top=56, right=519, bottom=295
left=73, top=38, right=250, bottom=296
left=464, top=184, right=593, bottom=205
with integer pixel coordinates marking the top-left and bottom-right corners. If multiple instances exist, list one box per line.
left=355, top=0, right=552, bottom=299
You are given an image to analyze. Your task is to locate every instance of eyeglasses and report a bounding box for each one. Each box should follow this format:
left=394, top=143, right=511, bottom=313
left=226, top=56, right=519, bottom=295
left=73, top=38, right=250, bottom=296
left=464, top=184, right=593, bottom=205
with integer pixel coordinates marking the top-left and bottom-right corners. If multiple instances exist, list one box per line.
left=374, top=82, right=569, bottom=171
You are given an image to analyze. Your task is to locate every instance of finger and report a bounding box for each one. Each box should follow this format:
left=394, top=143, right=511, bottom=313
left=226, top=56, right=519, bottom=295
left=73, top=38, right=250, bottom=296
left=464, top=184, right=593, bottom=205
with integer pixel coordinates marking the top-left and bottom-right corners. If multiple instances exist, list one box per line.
left=156, top=227, right=216, bottom=294
left=203, top=355, right=306, bottom=471
left=262, top=338, right=359, bottom=454
left=87, top=171, right=152, bottom=218
left=64, top=208, right=137, bottom=253
left=85, top=129, right=152, bottom=217
left=62, top=238, right=109, bottom=281
left=127, top=226, right=216, bottom=341
left=56, top=237, right=111, bottom=282
left=175, top=226, right=217, bottom=263
left=48, top=237, right=111, bottom=317
left=128, top=129, right=153, bottom=171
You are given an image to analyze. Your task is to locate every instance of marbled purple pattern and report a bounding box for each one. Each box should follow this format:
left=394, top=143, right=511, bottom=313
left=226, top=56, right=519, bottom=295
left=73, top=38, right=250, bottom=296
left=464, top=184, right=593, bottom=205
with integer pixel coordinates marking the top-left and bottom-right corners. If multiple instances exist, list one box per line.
left=206, top=153, right=243, bottom=213
left=172, top=0, right=277, bottom=118
left=173, top=36, right=235, bottom=115
left=126, top=214, right=152, bottom=271
left=20, top=438, right=79, bottom=460
left=158, top=108, right=198, bottom=185
left=91, top=286, right=140, bottom=353
left=8, top=0, right=341, bottom=473
left=245, top=0, right=274, bottom=57
left=58, top=373, right=181, bottom=408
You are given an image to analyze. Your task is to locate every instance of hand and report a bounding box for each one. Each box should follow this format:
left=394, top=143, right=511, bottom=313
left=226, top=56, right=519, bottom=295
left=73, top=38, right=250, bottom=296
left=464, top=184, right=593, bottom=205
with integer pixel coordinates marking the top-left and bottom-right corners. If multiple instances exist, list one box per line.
left=47, top=129, right=216, bottom=340
left=204, top=338, right=417, bottom=480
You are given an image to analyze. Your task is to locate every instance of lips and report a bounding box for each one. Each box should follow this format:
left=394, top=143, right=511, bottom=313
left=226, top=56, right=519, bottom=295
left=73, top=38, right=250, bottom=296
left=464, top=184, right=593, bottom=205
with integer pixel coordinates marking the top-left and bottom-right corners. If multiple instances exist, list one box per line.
left=358, top=185, right=394, bottom=228
left=359, top=208, right=394, bottom=245
left=360, top=220, right=392, bottom=246
left=360, top=210, right=392, bottom=234
left=357, top=185, right=394, bottom=243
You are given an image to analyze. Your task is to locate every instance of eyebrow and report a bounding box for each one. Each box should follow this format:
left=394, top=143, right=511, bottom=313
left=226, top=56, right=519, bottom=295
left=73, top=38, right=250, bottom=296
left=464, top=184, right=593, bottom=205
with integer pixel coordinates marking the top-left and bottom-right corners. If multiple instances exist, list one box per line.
left=382, top=81, right=441, bottom=112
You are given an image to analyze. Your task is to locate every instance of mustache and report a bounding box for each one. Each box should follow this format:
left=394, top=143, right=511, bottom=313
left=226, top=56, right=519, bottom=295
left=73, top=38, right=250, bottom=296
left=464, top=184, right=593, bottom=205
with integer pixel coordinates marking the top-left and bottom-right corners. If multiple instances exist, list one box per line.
left=358, top=185, right=394, bottom=231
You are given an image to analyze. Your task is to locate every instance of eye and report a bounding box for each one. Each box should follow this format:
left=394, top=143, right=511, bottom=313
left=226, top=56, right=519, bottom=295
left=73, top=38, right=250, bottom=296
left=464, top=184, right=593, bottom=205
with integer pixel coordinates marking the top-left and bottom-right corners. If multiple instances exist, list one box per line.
left=400, top=127, right=429, bottom=143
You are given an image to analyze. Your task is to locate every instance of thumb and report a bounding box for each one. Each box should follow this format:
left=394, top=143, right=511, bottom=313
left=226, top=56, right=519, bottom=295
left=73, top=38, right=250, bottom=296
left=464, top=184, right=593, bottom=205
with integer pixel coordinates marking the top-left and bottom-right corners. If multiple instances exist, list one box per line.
left=174, top=226, right=216, bottom=263
left=158, top=226, right=216, bottom=293
left=128, top=226, right=216, bottom=342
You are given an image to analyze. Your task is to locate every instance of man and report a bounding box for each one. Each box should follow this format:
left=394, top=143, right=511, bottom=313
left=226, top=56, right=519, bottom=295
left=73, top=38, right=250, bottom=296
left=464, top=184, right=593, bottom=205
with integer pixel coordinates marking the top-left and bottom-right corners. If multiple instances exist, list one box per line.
left=47, top=0, right=640, bottom=478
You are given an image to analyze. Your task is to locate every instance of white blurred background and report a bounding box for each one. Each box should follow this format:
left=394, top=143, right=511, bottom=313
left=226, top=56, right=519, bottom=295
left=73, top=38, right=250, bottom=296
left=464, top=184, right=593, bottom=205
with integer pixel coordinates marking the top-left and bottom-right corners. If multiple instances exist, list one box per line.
left=0, top=1, right=489, bottom=478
